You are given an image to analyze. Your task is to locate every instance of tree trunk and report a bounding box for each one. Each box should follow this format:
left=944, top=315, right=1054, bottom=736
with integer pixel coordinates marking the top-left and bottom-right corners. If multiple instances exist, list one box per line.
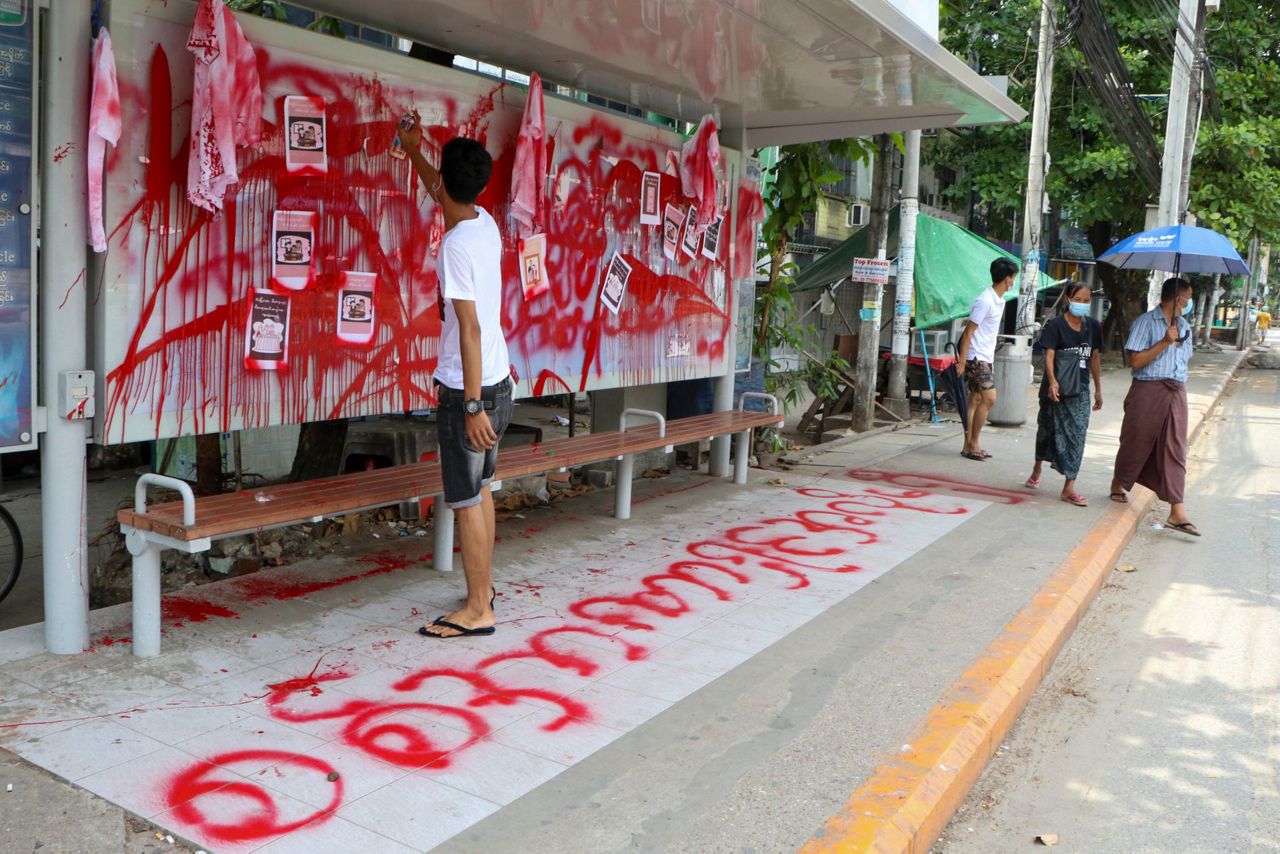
left=289, top=419, right=350, bottom=483
left=194, top=434, right=223, bottom=497
left=1088, top=220, right=1145, bottom=355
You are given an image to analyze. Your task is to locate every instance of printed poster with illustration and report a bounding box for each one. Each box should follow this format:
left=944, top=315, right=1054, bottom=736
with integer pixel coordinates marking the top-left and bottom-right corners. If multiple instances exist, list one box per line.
left=244, top=289, right=291, bottom=371
left=599, top=251, right=633, bottom=315
left=662, top=203, right=684, bottom=261
left=640, top=172, right=661, bottom=226
left=701, top=217, right=723, bottom=260
left=271, top=210, right=316, bottom=291
left=336, top=271, right=377, bottom=345
left=284, top=96, right=327, bottom=176
left=680, top=204, right=702, bottom=257
left=519, top=233, right=548, bottom=300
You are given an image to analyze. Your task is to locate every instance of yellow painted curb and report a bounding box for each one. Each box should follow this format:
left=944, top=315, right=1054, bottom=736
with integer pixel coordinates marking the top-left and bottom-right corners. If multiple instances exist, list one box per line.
left=800, top=351, right=1248, bottom=854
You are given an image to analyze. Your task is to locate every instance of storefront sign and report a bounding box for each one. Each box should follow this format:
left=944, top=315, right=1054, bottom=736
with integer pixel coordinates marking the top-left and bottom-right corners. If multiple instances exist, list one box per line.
left=851, top=257, right=891, bottom=285
left=0, top=2, right=35, bottom=452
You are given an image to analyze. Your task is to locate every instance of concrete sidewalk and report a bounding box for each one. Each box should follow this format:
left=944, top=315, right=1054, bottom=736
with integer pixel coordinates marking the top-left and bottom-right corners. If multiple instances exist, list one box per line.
left=0, top=350, right=1246, bottom=853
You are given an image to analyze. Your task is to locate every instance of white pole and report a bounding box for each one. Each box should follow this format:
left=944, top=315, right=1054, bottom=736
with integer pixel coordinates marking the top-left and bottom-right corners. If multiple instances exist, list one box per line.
left=886, top=129, right=921, bottom=418
left=40, top=0, right=92, bottom=654
left=1149, top=0, right=1202, bottom=309
left=710, top=126, right=747, bottom=477
left=1016, top=0, right=1056, bottom=335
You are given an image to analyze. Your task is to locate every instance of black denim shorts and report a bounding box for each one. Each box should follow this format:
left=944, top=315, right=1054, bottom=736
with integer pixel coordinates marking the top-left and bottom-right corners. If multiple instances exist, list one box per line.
left=435, top=377, right=513, bottom=509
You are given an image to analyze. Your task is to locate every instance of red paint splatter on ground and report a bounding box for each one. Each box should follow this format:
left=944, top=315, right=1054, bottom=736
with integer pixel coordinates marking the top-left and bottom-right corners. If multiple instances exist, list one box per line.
left=161, top=598, right=240, bottom=629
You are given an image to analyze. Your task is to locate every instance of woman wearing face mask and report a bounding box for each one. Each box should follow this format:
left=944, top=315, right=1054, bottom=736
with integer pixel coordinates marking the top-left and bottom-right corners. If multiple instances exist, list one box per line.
left=1026, top=282, right=1104, bottom=505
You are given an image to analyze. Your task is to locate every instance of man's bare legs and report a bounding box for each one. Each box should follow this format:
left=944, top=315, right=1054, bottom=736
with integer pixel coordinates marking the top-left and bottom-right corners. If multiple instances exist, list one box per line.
left=421, top=486, right=495, bottom=636
left=964, top=389, right=996, bottom=455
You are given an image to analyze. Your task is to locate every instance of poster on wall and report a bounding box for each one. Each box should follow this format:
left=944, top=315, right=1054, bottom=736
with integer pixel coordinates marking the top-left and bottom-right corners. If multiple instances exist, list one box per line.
left=519, top=233, right=548, bottom=300
left=599, top=251, right=633, bottom=315
left=0, top=1, right=33, bottom=452
left=284, top=95, right=327, bottom=176
left=700, top=217, right=723, bottom=260
left=680, top=204, right=702, bottom=257
left=336, top=271, right=377, bottom=345
left=270, top=210, right=316, bottom=291
left=662, top=203, right=684, bottom=261
left=640, top=171, right=661, bottom=225
left=244, top=289, right=292, bottom=370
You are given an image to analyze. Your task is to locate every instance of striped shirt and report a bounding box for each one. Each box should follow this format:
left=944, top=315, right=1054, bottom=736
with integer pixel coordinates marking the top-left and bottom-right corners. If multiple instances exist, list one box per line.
left=1126, top=307, right=1193, bottom=383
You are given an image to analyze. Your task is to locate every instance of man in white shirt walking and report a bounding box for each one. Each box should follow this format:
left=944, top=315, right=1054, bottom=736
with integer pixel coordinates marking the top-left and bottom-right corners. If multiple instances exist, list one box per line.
left=400, top=115, right=512, bottom=638
left=956, top=257, right=1018, bottom=461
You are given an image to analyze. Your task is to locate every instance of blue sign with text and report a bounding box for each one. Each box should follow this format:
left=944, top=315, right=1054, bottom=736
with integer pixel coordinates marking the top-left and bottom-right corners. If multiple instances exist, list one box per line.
left=0, top=1, right=33, bottom=452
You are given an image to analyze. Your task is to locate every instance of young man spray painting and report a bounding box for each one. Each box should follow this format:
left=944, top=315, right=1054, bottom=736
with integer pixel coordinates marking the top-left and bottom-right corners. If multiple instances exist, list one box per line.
left=399, top=114, right=513, bottom=637
left=956, top=257, right=1018, bottom=461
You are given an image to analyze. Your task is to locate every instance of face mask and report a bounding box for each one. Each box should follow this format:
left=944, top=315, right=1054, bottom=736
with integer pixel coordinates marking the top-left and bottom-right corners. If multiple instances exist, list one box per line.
left=1182, top=300, right=1194, bottom=316
left=1068, top=302, right=1090, bottom=318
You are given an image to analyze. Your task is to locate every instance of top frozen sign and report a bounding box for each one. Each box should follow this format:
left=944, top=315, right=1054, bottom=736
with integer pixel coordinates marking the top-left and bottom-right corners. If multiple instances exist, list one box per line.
left=884, top=0, right=939, bottom=39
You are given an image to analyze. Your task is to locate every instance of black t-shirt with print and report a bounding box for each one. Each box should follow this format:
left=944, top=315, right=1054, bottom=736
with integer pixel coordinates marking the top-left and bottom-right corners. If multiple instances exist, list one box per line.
left=1039, top=314, right=1103, bottom=397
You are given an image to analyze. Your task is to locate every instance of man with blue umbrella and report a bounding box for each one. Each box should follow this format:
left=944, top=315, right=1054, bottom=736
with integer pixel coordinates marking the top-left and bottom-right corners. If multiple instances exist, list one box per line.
left=1099, top=223, right=1249, bottom=538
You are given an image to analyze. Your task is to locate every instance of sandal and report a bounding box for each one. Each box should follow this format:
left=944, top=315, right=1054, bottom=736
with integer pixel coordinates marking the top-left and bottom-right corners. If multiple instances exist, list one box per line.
left=1025, top=477, right=1041, bottom=489
left=1168, top=521, right=1201, bottom=537
left=1109, top=492, right=1128, bottom=504
left=961, top=451, right=986, bottom=461
left=418, top=618, right=496, bottom=638
left=1061, top=493, right=1088, bottom=507
left=979, top=450, right=993, bottom=459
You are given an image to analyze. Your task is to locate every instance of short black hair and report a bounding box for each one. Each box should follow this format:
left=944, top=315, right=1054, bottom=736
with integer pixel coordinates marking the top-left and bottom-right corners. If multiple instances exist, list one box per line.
left=439, top=137, right=492, bottom=204
left=1160, top=276, right=1192, bottom=302
left=991, top=257, right=1019, bottom=284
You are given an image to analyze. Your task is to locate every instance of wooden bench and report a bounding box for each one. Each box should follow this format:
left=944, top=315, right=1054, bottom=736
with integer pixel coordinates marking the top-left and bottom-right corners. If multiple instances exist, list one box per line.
left=118, top=394, right=782, bottom=656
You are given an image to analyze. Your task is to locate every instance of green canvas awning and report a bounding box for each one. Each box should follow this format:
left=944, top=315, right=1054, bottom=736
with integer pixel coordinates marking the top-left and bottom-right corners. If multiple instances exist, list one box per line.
left=793, top=212, right=1054, bottom=329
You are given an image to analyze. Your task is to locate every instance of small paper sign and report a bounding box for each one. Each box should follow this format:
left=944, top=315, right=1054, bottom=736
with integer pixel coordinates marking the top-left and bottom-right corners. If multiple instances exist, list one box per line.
left=519, top=233, right=549, bottom=300
left=700, top=217, right=723, bottom=260
left=336, top=271, right=377, bottom=345
left=680, top=204, right=702, bottom=257
left=284, top=95, right=328, bottom=176
left=852, top=257, right=891, bottom=285
left=600, top=251, right=633, bottom=315
left=640, top=172, right=661, bottom=226
left=662, top=204, right=685, bottom=261
left=271, top=211, right=316, bottom=291
left=244, top=289, right=291, bottom=371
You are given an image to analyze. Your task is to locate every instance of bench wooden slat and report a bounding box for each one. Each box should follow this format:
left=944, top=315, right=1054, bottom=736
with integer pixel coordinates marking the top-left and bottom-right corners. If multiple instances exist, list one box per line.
left=119, top=410, right=781, bottom=542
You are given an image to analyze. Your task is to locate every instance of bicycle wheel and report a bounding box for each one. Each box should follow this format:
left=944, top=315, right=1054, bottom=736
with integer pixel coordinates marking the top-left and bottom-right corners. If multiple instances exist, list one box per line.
left=0, top=504, right=22, bottom=604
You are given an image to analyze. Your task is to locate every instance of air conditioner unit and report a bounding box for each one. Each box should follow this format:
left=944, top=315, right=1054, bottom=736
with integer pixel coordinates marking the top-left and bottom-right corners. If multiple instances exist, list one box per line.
left=846, top=203, right=870, bottom=227
left=911, top=329, right=948, bottom=358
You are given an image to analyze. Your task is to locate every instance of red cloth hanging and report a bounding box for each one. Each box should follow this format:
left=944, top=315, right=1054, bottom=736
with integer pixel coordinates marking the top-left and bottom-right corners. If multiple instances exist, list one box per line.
left=88, top=29, right=121, bottom=253
left=679, top=114, right=721, bottom=236
left=510, top=73, right=546, bottom=238
left=187, top=0, right=262, bottom=213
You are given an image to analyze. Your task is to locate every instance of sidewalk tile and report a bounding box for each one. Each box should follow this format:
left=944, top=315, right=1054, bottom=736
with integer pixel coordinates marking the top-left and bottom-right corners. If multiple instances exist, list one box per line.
left=113, top=689, right=253, bottom=745
left=74, top=744, right=210, bottom=818
left=17, top=718, right=166, bottom=781
left=258, top=816, right=417, bottom=854
left=336, top=773, right=499, bottom=850
left=256, top=743, right=412, bottom=809
left=489, top=707, right=626, bottom=765
left=418, top=737, right=567, bottom=805
left=175, top=718, right=329, bottom=773
left=564, top=682, right=674, bottom=731
left=597, top=658, right=714, bottom=703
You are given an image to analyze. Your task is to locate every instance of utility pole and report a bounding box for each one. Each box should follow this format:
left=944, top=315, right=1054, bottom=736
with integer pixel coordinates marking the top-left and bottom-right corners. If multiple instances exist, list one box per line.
left=851, top=134, right=895, bottom=433
left=1149, top=0, right=1204, bottom=309
left=885, top=129, right=921, bottom=420
left=1015, top=0, right=1057, bottom=336
left=1236, top=235, right=1259, bottom=351
left=1176, top=0, right=1208, bottom=219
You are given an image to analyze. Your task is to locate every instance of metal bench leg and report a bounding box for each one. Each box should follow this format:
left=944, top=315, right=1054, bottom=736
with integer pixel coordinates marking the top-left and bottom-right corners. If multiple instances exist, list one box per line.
left=433, top=496, right=454, bottom=572
left=126, top=537, right=163, bottom=658
left=733, top=430, right=751, bottom=485
left=615, top=454, right=634, bottom=519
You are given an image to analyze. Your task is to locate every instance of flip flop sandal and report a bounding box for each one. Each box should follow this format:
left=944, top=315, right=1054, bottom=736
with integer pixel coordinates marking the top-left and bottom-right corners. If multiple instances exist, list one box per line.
left=979, top=450, right=993, bottom=459
left=418, top=618, right=497, bottom=638
left=1025, top=477, right=1041, bottom=489
left=1109, top=492, right=1128, bottom=504
left=961, top=451, right=986, bottom=461
left=1062, top=493, right=1088, bottom=507
left=1168, top=521, right=1202, bottom=537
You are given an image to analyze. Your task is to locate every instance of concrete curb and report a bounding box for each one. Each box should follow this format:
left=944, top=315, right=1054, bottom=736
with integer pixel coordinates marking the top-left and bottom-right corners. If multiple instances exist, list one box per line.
left=799, top=349, right=1250, bottom=854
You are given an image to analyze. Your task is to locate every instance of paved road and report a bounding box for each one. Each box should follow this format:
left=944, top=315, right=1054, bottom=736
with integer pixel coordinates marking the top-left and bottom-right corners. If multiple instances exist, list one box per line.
left=941, top=366, right=1280, bottom=853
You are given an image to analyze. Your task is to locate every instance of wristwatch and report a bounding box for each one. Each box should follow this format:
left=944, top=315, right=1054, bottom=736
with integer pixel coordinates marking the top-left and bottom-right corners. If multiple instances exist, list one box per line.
left=464, top=399, right=484, bottom=416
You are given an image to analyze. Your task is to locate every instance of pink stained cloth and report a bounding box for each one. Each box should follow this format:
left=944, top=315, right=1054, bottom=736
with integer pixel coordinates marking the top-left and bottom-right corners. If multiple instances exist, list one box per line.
left=679, top=114, right=721, bottom=235
left=88, top=30, right=122, bottom=253
left=187, top=0, right=262, bottom=213
left=510, top=73, right=546, bottom=238
left=731, top=178, right=765, bottom=281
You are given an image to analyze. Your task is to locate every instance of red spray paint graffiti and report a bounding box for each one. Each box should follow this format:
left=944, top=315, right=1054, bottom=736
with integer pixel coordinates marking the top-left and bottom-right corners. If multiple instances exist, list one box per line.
left=160, top=482, right=970, bottom=845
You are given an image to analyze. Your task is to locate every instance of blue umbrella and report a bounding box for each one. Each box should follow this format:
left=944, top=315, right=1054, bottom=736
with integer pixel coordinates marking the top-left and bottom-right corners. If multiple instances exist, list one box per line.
left=1097, top=224, right=1250, bottom=277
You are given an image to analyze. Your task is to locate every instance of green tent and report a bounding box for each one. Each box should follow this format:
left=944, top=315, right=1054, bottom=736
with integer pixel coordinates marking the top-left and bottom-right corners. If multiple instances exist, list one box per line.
left=792, top=211, right=1054, bottom=329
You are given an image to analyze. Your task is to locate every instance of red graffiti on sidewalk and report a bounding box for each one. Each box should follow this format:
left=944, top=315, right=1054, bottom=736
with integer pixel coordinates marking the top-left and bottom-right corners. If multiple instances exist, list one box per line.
left=846, top=469, right=1030, bottom=505
left=159, top=483, right=970, bottom=846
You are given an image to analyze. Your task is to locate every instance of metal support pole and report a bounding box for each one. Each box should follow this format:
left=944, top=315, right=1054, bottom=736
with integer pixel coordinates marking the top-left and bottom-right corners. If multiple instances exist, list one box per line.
left=1237, top=236, right=1259, bottom=351
left=40, top=0, right=92, bottom=654
left=127, top=538, right=162, bottom=658
left=614, top=454, right=634, bottom=518
left=886, top=129, right=921, bottom=419
left=433, top=498, right=454, bottom=571
left=852, top=134, right=895, bottom=433
left=1149, top=0, right=1203, bottom=309
left=732, top=431, right=750, bottom=485
left=1016, top=0, right=1056, bottom=334
left=711, top=126, right=749, bottom=477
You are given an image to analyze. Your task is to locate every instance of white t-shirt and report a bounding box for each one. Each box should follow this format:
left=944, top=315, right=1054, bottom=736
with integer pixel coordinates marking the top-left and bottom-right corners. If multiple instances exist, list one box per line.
left=434, top=207, right=510, bottom=389
left=966, top=287, right=1004, bottom=363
